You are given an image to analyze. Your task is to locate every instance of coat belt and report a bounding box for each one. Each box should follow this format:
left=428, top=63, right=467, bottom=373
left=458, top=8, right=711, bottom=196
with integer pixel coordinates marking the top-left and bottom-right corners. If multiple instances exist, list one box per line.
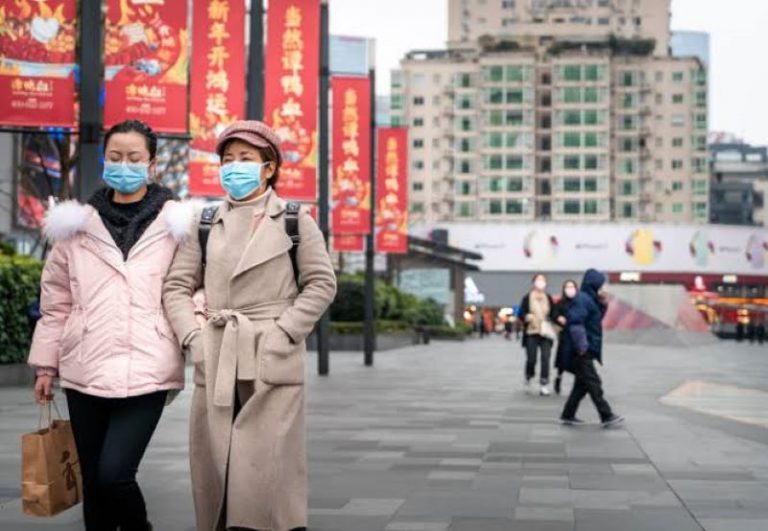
left=208, top=299, right=293, bottom=407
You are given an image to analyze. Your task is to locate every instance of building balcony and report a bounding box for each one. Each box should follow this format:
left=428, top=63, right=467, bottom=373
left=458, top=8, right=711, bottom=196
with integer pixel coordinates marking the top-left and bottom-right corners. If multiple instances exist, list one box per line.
left=639, top=191, right=653, bottom=203
left=639, top=171, right=653, bottom=182
left=640, top=148, right=652, bottom=159
left=443, top=86, right=455, bottom=97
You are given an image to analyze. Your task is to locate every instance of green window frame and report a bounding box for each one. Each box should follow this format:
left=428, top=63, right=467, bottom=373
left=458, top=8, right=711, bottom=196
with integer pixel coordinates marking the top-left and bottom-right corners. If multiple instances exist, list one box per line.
left=672, top=71, right=684, bottom=83
left=507, top=89, right=524, bottom=104
left=672, top=203, right=684, bottom=214
left=584, top=200, right=598, bottom=215
left=584, top=65, right=600, bottom=81
left=506, top=66, right=525, bottom=82
left=487, top=132, right=503, bottom=148
left=564, top=156, right=580, bottom=170
left=489, top=177, right=504, bottom=193
left=487, top=89, right=504, bottom=104
left=583, top=87, right=599, bottom=103
left=487, top=155, right=503, bottom=170
left=584, top=178, right=598, bottom=192
left=506, top=200, right=523, bottom=215
left=489, top=110, right=504, bottom=126
left=563, top=133, right=581, bottom=148
left=487, top=66, right=504, bottom=82
left=564, top=178, right=581, bottom=192
left=564, top=200, right=581, bottom=214
left=584, top=110, right=599, bottom=125
left=563, top=65, right=581, bottom=81
left=563, top=87, right=581, bottom=103
left=584, top=132, right=598, bottom=147
left=507, top=178, right=524, bottom=192
left=564, top=111, right=581, bottom=125
left=489, top=199, right=503, bottom=215
left=506, top=156, right=524, bottom=170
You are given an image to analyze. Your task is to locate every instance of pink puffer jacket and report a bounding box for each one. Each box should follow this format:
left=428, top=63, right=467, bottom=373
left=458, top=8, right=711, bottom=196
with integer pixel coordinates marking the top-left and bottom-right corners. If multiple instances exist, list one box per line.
left=28, top=199, right=196, bottom=398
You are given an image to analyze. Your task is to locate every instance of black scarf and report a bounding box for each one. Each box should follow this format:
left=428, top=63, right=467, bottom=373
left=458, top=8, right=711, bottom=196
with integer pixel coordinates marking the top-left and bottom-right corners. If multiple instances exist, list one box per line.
left=88, top=184, right=174, bottom=260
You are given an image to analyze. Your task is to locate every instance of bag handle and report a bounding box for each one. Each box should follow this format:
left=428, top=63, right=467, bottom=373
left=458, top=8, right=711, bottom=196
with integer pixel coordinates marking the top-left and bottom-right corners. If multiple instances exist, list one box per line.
left=37, top=400, right=63, bottom=430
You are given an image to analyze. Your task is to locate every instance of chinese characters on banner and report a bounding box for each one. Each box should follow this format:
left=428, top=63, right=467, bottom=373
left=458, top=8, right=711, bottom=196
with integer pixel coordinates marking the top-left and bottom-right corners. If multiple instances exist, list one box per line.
left=331, top=76, right=371, bottom=234
left=376, top=128, right=409, bottom=254
left=264, top=0, right=319, bottom=201
left=188, top=0, right=245, bottom=196
left=333, top=234, right=364, bottom=252
left=103, top=0, right=189, bottom=133
left=0, top=0, right=77, bottom=127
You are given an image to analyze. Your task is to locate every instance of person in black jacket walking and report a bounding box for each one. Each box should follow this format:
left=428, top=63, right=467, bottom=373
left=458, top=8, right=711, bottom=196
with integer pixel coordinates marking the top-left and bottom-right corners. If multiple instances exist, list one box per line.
left=519, top=274, right=557, bottom=396
left=553, top=279, right=579, bottom=395
left=560, top=269, right=624, bottom=427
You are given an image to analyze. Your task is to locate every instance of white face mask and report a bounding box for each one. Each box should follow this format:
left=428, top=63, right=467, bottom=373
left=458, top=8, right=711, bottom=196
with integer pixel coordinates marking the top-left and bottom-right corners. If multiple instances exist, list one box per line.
left=565, top=287, right=578, bottom=299
left=534, top=280, right=547, bottom=291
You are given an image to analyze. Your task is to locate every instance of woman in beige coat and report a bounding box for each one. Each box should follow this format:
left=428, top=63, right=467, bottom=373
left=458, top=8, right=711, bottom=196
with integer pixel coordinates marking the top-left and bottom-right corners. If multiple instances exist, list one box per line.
left=162, top=121, right=336, bottom=531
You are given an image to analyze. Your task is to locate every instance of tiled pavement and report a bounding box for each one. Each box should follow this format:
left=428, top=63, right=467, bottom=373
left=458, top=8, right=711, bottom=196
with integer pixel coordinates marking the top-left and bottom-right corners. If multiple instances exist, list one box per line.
left=1, top=337, right=767, bottom=530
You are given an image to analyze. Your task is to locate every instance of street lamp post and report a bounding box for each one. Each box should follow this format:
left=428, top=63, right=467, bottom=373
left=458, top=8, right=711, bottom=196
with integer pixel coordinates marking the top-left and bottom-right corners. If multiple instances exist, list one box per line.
left=317, top=0, right=331, bottom=375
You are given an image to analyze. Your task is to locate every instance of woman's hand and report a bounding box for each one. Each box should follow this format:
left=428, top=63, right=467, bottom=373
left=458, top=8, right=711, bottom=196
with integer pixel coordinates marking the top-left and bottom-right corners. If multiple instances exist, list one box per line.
left=557, top=316, right=567, bottom=326
left=34, top=376, right=55, bottom=405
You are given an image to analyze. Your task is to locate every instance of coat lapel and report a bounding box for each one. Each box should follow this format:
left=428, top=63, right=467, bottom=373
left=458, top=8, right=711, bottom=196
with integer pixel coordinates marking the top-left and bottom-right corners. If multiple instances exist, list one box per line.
left=231, top=193, right=292, bottom=280
left=81, top=211, right=125, bottom=273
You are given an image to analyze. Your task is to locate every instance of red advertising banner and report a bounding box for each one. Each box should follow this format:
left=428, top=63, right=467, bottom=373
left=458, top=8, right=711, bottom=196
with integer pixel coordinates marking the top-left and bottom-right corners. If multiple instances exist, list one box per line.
left=103, top=0, right=190, bottom=133
left=0, top=0, right=77, bottom=127
left=188, top=0, right=246, bottom=196
left=333, top=234, right=364, bottom=252
left=376, top=128, right=409, bottom=254
left=331, top=76, right=371, bottom=234
left=264, top=0, right=319, bottom=201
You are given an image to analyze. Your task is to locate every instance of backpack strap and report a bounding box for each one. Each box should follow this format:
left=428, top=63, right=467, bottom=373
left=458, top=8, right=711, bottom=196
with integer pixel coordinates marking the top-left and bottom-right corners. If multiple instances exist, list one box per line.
left=198, top=205, right=219, bottom=269
left=285, top=201, right=301, bottom=291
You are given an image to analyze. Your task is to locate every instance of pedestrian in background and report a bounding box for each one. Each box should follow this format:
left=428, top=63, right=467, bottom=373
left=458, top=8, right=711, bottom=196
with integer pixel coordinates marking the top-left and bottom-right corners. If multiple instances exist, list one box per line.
left=560, top=268, right=624, bottom=428
left=553, top=279, right=579, bottom=395
left=28, top=120, right=193, bottom=530
left=163, top=120, right=336, bottom=531
left=519, top=273, right=557, bottom=396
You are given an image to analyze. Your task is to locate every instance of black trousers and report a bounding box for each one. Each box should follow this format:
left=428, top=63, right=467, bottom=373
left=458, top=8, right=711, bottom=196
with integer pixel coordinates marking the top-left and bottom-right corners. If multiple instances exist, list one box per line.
left=65, top=389, right=166, bottom=531
left=525, top=335, right=552, bottom=384
left=561, top=355, right=613, bottom=421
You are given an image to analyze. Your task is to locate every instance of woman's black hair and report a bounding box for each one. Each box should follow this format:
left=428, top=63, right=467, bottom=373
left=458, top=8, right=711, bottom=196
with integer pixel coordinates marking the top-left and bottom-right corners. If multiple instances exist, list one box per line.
left=104, top=120, right=158, bottom=160
left=562, top=279, right=579, bottom=297
left=532, top=273, right=547, bottom=283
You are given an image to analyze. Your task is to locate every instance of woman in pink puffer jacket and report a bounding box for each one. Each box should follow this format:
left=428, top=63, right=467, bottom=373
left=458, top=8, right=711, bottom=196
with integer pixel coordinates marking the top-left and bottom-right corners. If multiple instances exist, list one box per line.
left=28, top=120, right=194, bottom=531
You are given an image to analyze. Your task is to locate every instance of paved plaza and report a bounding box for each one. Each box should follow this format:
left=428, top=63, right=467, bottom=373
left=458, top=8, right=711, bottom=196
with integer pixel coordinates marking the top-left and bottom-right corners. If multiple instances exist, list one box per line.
left=1, top=337, right=768, bottom=530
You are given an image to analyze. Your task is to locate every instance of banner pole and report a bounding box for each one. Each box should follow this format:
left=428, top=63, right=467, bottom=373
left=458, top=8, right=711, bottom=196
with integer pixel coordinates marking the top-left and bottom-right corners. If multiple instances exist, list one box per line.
left=364, top=67, right=376, bottom=367
left=317, top=0, right=331, bottom=376
left=246, top=0, right=265, bottom=120
left=76, top=0, right=104, bottom=201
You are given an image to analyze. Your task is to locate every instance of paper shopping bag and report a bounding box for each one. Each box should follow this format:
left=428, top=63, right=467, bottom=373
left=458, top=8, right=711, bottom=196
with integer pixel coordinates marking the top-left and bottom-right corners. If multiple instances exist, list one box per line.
left=21, top=404, right=82, bottom=517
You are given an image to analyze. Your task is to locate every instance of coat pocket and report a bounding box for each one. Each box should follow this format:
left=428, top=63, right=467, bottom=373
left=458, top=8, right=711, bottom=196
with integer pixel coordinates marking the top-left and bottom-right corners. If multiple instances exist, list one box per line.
left=258, top=324, right=304, bottom=386
left=58, top=312, right=85, bottom=362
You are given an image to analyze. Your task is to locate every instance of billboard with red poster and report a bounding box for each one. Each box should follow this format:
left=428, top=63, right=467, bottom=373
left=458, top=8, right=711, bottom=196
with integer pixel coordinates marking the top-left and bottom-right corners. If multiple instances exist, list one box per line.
left=333, top=234, right=364, bottom=252
left=375, top=128, right=408, bottom=254
left=0, top=0, right=77, bottom=127
left=331, top=76, right=370, bottom=234
left=103, top=0, right=189, bottom=133
left=264, top=0, right=319, bottom=201
left=188, top=0, right=245, bottom=196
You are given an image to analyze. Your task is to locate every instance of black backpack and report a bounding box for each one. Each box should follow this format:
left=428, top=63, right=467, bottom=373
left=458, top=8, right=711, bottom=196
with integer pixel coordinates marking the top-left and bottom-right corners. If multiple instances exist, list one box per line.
left=197, top=201, right=302, bottom=290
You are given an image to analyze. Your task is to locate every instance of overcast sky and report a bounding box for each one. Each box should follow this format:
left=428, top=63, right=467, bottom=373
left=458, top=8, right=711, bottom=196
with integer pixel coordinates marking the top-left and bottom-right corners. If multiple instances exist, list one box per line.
left=328, top=0, right=768, bottom=146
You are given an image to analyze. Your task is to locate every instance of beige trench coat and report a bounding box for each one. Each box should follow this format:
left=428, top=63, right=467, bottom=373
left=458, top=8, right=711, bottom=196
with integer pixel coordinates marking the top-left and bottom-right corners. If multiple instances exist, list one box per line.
left=162, top=193, right=336, bottom=531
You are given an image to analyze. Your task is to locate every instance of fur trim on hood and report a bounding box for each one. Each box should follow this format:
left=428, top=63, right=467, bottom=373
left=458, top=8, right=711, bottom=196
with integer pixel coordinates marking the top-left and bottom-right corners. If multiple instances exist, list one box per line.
left=42, top=200, right=92, bottom=241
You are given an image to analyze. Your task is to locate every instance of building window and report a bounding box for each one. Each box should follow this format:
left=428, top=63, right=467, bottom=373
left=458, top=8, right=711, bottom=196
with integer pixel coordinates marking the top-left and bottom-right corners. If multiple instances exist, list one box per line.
left=695, top=114, right=707, bottom=129
left=432, top=138, right=440, bottom=148
left=564, top=156, right=580, bottom=170
left=413, top=181, right=424, bottom=191
left=564, top=87, right=581, bottom=103
left=672, top=71, right=685, bottom=83
left=507, top=89, right=525, bottom=104
left=564, top=200, right=581, bottom=214
left=564, top=110, right=581, bottom=125
left=460, top=160, right=472, bottom=174
left=696, top=91, right=707, bottom=107
left=563, top=65, right=581, bottom=81
left=695, top=202, right=707, bottom=217
left=460, top=181, right=473, bottom=195
left=620, top=181, right=633, bottom=196
left=413, top=139, right=424, bottom=148
left=694, top=180, right=708, bottom=195
left=584, top=133, right=598, bottom=147
left=506, top=111, right=525, bottom=125
left=584, top=178, right=598, bottom=192
left=563, top=133, right=580, bottom=147
left=502, top=0, right=515, bottom=8
left=622, top=159, right=635, bottom=174
left=413, top=96, right=425, bottom=105
left=489, top=110, right=504, bottom=127
left=460, top=139, right=472, bottom=152
left=672, top=159, right=684, bottom=170
left=461, top=118, right=473, bottom=131
left=489, top=199, right=503, bottom=215
left=583, top=65, right=602, bottom=81
left=672, top=203, right=684, bottom=214
left=413, top=117, right=424, bottom=127
left=671, top=115, right=685, bottom=127
left=506, top=199, right=523, bottom=214
left=621, top=71, right=635, bottom=87
left=487, top=88, right=504, bottom=104
left=584, top=110, right=599, bottom=125
left=506, top=156, right=524, bottom=170
left=693, top=158, right=707, bottom=172
left=584, top=155, right=599, bottom=170
left=458, top=95, right=473, bottom=109
left=564, top=178, right=581, bottom=192
left=672, top=94, right=684, bottom=104
left=598, top=17, right=609, bottom=25
left=486, top=66, right=504, bottom=82
left=489, top=177, right=504, bottom=193
left=413, top=160, right=425, bottom=170
left=672, top=181, right=684, bottom=191
left=487, top=132, right=503, bottom=148
left=391, top=116, right=402, bottom=127
left=506, top=66, right=526, bottom=82
left=459, top=73, right=473, bottom=88
left=507, top=177, right=524, bottom=192
left=391, top=95, right=403, bottom=109
left=584, top=200, right=598, bottom=214
left=622, top=203, right=634, bottom=218
left=487, top=155, right=503, bottom=170
left=672, top=137, right=684, bottom=148
left=457, top=202, right=474, bottom=217
left=411, top=202, right=424, bottom=213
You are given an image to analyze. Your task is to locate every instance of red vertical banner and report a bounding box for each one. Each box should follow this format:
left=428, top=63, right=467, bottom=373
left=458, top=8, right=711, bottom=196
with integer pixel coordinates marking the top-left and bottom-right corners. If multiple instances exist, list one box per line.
left=333, top=234, right=364, bottom=252
left=264, top=0, right=319, bottom=201
left=0, top=0, right=77, bottom=127
left=376, top=128, right=409, bottom=254
left=331, top=76, right=371, bottom=234
left=188, top=0, right=246, bottom=196
left=103, top=0, right=190, bottom=133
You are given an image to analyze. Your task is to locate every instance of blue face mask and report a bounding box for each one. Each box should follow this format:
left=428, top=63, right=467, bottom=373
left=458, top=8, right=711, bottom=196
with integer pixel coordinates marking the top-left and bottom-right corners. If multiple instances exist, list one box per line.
left=102, top=162, right=149, bottom=194
left=220, top=161, right=265, bottom=200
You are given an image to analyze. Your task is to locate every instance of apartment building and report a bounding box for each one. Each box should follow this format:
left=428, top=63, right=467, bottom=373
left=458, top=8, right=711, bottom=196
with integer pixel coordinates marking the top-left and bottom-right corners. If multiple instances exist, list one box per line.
left=392, top=0, right=708, bottom=224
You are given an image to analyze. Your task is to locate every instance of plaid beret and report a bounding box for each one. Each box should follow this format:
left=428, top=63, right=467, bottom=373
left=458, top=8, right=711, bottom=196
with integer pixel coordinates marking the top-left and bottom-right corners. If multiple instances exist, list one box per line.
left=215, top=120, right=283, bottom=166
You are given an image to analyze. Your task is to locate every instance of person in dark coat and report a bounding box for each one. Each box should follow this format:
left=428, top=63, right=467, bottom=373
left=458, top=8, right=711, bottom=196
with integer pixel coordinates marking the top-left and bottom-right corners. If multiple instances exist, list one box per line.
left=560, top=269, right=624, bottom=427
left=519, top=274, right=557, bottom=396
left=553, top=279, right=579, bottom=395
